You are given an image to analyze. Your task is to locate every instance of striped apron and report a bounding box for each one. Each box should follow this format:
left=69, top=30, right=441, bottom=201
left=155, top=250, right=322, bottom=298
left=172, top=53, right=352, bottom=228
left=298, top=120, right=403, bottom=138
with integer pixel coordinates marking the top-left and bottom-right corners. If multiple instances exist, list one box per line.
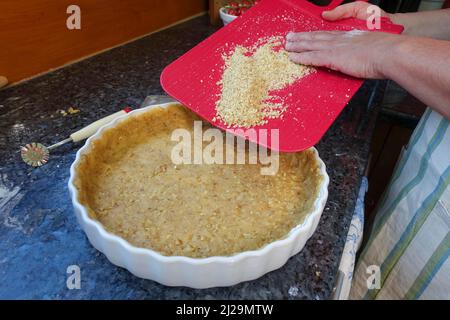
left=350, top=108, right=450, bottom=300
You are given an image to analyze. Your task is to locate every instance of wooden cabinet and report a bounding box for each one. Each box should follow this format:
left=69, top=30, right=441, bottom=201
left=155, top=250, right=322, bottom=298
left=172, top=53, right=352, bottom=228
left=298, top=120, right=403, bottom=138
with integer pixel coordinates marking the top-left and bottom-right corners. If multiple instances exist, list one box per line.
left=0, top=0, right=208, bottom=84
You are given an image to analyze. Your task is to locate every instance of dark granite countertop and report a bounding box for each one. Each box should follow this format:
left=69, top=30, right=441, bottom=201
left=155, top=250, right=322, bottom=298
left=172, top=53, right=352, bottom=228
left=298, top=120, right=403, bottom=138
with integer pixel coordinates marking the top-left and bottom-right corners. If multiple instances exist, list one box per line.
left=0, top=15, right=383, bottom=299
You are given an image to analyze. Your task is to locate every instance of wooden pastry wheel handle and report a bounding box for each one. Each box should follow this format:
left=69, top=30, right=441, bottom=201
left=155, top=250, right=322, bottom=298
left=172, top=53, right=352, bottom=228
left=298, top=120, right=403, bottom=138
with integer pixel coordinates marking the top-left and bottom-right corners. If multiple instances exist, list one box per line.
left=70, top=107, right=132, bottom=142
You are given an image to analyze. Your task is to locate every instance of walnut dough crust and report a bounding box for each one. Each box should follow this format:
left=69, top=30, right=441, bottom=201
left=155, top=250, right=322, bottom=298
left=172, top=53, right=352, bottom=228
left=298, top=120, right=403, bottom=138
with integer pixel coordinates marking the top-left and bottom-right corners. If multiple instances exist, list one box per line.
left=74, top=104, right=323, bottom=258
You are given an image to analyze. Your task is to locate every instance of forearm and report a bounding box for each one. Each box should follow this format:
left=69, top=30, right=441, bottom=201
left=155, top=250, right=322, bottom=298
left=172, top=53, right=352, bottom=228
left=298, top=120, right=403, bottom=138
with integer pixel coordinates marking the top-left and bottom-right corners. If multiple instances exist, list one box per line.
left=380, top=36, right=450, bottom=119
left=390, top=9, right=450, bottom=40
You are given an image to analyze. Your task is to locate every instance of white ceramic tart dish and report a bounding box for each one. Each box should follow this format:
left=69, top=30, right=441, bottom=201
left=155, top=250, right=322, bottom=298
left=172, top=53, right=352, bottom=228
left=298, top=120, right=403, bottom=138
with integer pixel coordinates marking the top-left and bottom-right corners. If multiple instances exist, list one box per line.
left=68, top=102, right=329, bottom=288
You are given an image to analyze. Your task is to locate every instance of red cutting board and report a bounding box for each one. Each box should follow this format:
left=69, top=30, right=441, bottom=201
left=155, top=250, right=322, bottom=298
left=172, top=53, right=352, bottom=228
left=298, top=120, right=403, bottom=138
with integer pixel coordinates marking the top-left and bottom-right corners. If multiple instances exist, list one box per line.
left=160, top=0, right=403, bottom=152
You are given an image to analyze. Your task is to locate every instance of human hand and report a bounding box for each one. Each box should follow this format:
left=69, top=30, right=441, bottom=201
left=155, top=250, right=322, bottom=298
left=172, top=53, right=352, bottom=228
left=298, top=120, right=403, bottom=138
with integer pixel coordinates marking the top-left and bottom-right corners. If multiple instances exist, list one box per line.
left=321, top=1, right=391, bottom=22
left=321, top=1, right=450, bottom=40
left=285, top=30, right=404, bottom=79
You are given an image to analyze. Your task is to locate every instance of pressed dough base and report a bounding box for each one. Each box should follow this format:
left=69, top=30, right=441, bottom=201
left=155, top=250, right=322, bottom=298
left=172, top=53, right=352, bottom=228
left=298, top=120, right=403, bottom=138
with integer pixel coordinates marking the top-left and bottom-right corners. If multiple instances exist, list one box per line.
left=75, top=104, right=323, bottom=258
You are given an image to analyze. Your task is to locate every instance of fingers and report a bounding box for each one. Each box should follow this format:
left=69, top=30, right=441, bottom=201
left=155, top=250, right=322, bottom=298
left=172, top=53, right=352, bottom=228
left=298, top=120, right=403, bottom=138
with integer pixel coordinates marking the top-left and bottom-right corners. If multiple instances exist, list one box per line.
left=288, top=51, right=334, bottom=69
left=285, top=31, right=345, bottom=53
left=285, top=40, right=331, bottom=52
left=286, top=31, right=341, bottom=42
left=322, top=1, right=370, bottom=21
left=285, top=31, right=347, bottom=70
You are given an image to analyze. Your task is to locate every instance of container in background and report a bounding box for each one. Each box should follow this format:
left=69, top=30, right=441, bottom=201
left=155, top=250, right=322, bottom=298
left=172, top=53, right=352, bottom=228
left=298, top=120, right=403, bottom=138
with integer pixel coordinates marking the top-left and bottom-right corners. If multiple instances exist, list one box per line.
left=219, top=7, right=237, bottom=25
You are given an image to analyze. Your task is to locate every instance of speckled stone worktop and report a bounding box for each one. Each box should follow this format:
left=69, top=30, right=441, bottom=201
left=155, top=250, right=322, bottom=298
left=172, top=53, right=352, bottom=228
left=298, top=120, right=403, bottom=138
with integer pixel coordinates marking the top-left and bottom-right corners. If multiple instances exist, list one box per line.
left=0, top=15, right=384, bottom=299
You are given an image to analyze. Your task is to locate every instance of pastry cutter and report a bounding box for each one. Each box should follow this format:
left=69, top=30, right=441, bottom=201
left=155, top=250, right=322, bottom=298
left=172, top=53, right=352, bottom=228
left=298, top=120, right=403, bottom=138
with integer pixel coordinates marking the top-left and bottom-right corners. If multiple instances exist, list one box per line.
left=160, top=0, right=404, bottom=152
left=21, top=107, right=132, bottom=167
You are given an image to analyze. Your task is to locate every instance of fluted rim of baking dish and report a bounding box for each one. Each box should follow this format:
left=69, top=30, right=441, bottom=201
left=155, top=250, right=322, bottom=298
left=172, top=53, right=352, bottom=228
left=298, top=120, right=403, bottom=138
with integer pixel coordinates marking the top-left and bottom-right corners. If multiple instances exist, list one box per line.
left=68, top=102, right=329, bottom=265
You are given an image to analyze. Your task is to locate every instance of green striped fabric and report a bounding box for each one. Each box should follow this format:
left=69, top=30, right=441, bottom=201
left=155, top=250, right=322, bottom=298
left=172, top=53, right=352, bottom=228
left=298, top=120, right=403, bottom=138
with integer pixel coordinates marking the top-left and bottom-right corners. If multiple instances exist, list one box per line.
left=350, top=109, right=450, bottom=300
left=404, top=231, right=450, bottom=300
left=365, top=166, right=450, bottom=299
left=358, top=110, right=443, bottom=264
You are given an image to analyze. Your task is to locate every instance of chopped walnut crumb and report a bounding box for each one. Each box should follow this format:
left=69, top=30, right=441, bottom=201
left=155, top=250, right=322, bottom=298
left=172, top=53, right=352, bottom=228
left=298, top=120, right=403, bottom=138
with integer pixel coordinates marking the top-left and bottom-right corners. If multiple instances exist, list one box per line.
left=215, top=36, right=314, bottom=128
